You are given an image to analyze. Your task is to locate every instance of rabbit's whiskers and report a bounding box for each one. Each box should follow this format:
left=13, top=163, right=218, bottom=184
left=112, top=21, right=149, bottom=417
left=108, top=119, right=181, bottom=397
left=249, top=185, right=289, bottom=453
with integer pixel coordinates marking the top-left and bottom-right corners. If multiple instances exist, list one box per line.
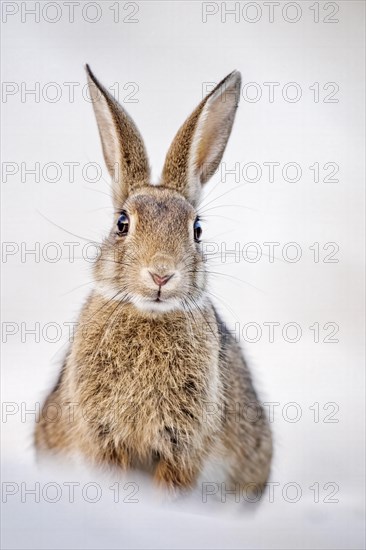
left=36, top=210, right=102, bottom=245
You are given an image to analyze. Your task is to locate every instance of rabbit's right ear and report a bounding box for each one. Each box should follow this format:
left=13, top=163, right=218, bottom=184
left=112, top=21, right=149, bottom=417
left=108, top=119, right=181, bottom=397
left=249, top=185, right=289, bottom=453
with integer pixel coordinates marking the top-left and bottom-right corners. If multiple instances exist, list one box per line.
left=86, top=65, right=150, bottom=207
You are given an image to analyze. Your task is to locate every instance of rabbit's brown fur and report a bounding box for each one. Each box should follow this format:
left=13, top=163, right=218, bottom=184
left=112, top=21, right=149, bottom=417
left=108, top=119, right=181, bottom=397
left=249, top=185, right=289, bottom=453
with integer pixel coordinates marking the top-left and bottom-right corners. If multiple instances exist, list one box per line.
left=35, top=67, right=272, bottom=492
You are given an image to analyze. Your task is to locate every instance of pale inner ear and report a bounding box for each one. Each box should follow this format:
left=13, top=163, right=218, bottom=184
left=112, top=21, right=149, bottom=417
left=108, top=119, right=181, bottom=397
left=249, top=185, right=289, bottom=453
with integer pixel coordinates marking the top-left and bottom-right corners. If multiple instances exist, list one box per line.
left=88, top=79, right=121, bottom=181
left=189, top=82, right=239, bottom=188
left=194, top=101, right=232, bottom=180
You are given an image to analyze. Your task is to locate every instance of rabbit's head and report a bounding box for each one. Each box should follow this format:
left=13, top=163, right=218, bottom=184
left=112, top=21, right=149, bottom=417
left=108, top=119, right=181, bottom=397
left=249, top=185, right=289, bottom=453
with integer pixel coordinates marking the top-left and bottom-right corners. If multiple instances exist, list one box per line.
left=86, top=65, right=241, bottom=313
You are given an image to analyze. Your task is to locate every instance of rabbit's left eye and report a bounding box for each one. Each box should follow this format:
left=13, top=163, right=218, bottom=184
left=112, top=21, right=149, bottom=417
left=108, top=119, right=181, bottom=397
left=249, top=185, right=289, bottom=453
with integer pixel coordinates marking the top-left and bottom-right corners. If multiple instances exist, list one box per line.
left=193, top=218, right=202, bottom=242
left=117, top=212, right=129, bottom=235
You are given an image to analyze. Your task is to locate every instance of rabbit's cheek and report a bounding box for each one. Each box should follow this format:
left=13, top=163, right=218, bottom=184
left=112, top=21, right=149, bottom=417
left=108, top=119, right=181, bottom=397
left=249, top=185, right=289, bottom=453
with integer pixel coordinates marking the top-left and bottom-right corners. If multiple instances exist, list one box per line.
left=194, top=265, right=206, bottom=290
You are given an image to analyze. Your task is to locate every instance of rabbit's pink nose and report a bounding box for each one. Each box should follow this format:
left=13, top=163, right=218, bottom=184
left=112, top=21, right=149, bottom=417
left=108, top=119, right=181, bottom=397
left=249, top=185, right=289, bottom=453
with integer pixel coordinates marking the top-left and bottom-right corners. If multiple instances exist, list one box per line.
left=149, top=272, right=174, bottom=287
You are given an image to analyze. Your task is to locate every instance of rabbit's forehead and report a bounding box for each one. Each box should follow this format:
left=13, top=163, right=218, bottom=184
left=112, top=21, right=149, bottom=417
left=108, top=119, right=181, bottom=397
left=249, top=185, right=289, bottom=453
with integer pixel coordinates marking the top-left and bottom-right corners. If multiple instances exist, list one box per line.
left=127, top=189, right=195, bottom=224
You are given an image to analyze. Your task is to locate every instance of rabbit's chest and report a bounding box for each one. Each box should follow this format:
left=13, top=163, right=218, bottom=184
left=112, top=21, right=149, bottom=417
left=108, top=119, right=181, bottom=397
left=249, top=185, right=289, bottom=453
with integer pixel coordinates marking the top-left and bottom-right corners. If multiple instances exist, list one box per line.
left=73, top=305, right=221, bottom=449
left=81, top=328, right=214, bottom=410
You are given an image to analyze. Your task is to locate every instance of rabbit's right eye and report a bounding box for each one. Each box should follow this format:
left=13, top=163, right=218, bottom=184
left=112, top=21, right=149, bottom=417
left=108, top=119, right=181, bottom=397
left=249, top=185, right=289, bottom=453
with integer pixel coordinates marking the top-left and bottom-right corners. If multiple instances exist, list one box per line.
left=117, top=212, right=129, bottom=235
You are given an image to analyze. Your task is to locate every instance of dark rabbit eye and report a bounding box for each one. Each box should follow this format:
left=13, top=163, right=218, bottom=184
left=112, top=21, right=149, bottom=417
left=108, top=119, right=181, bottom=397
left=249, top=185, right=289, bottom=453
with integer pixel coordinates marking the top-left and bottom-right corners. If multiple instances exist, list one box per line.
left=193, top=218, right=202, bottom=242
left=117, top=211, right=129, bottom=235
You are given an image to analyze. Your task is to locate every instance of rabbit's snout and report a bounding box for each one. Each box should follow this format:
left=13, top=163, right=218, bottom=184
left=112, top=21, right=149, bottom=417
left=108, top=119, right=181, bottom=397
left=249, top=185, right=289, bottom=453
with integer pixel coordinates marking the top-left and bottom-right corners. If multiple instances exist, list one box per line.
left=146, top=254, right=177, bottom=290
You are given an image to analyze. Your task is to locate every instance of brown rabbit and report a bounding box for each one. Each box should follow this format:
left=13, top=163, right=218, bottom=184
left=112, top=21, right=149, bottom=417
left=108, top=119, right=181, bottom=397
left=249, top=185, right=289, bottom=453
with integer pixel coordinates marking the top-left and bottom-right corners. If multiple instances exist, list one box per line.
left=35, top=66, right=272, bottom=493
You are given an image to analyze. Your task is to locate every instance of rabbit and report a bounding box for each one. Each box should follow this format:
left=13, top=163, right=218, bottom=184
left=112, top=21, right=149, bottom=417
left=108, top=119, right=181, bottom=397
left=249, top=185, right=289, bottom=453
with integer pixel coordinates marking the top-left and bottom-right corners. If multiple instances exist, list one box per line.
left=35, top=65, right=272, bottom=494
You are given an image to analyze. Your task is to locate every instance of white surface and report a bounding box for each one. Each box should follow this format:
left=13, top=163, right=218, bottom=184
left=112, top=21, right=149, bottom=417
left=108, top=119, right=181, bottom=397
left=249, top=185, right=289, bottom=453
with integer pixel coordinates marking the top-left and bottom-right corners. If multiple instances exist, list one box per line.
left=1, top=1, right=365, bottom=548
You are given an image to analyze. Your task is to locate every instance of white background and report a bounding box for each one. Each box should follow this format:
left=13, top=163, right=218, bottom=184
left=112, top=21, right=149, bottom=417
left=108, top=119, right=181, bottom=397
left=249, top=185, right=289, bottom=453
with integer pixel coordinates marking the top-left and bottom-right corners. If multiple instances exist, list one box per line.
left=1, top=1, right=365, bottom=549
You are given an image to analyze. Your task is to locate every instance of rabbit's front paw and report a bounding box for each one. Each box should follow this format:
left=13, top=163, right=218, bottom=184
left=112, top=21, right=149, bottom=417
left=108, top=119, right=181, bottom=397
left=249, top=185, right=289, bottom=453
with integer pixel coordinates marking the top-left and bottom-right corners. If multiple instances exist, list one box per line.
left=154, top=458, right=198, bottom=493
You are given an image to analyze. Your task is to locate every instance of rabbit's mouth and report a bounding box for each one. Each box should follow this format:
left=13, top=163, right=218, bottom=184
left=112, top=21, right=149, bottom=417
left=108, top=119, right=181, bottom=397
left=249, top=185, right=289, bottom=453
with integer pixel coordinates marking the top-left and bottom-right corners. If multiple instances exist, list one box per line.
left=154, top=284, right=170, bottom=303
left=149, top=289, right=176, bottom=306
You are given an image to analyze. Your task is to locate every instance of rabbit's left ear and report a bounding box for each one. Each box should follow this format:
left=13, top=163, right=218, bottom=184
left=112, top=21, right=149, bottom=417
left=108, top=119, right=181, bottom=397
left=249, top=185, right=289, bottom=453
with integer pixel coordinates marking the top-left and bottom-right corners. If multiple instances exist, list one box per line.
left=161, top=71, right=241, bottom=206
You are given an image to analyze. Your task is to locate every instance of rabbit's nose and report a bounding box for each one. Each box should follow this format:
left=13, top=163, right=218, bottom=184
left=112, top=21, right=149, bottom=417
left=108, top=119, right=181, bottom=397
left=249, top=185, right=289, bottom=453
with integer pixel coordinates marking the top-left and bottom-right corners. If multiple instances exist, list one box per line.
left=149, top=272, right=174, bottom=287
